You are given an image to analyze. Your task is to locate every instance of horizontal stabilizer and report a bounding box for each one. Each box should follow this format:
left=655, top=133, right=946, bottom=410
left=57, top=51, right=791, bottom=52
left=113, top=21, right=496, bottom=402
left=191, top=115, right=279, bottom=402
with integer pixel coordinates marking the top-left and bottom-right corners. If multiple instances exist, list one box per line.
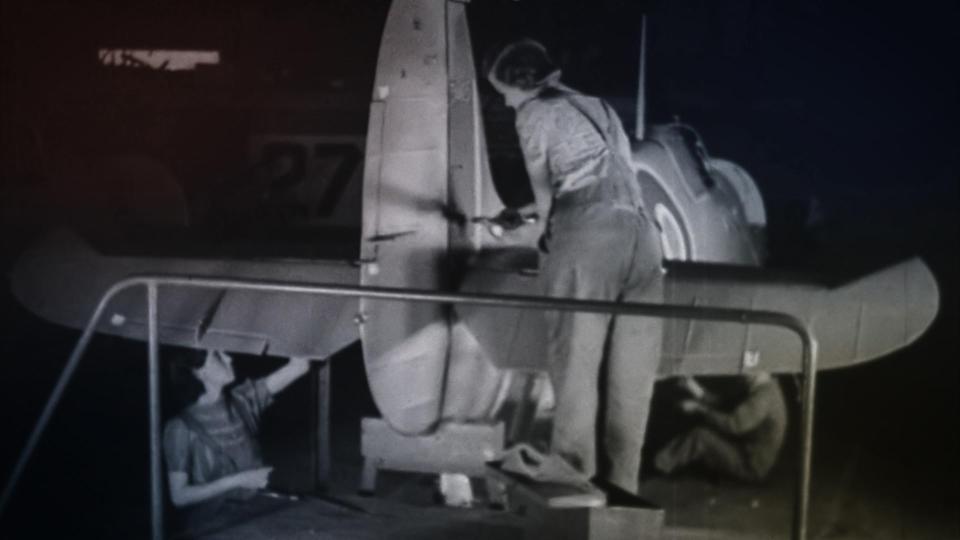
left=659, top=257, right=939, bottom=374
left=9, top=229, right=361, bottom=359
left=458, top=253, right=939, bottom=375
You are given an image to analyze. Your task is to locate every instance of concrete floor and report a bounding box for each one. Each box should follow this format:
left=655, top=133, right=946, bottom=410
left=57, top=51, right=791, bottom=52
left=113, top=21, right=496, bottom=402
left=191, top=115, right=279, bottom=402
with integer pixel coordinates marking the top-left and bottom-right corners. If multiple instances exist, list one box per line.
left=0, top=308, right=956, bottom=540
left=188, top=437, right=958, bottom=540
left=1, top=335, right=956, bottom=539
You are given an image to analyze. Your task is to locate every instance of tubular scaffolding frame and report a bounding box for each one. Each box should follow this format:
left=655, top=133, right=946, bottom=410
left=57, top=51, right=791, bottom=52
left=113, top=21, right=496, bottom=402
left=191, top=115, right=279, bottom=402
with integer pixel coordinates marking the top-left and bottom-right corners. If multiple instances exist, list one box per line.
left=0, top=275, right=818, bottom=540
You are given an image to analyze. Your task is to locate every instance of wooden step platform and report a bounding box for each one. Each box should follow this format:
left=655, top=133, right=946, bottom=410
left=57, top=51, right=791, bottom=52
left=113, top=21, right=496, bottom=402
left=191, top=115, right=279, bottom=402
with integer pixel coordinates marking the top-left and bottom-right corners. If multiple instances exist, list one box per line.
left=486, top=464, right=664, bottom=540
left=360, top=418, right=504, bottom=494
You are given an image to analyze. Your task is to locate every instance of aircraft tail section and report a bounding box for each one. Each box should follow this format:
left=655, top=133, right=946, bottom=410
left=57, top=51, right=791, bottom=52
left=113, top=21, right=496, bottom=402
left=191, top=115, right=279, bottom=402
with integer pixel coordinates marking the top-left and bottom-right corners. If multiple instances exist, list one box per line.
left=357, top=0, right=455, bottom=436
left=357, top=0, right=501, bottom=435
left=9, top=229, right=361, bottom=359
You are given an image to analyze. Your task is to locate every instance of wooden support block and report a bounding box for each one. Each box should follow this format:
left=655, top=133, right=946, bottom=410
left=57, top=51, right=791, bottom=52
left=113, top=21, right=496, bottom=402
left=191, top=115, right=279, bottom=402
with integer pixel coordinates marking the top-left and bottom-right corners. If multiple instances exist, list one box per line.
left=360, top=418, right=504, bottom=492
left=521, top=504, right=664, bottom=540
left=311, top=360, right=331, bottom=493
left=486, top=464, right=664, bottom=540
left=359, top=456, right=380, bottom=495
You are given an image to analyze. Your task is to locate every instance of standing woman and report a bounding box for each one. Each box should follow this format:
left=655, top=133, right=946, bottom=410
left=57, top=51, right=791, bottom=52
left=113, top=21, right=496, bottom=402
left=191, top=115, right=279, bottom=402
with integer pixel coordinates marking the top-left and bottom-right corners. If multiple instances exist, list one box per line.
left=485, top=39, right=664, bottom=497
left=163, top=348, right=314, bottom=536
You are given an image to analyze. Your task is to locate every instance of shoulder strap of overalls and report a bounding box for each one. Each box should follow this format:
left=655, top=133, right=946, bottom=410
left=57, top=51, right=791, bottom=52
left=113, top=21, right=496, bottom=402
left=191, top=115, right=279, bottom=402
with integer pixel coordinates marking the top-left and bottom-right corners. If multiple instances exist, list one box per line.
left=560, top=93, right=612, bottom=147
left=560, top=93, right=644, bottom=209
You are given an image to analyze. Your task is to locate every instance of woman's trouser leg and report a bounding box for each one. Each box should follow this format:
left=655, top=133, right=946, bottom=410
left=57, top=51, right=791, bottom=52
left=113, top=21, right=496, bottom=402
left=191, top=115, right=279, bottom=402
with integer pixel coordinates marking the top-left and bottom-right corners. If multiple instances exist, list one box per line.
left=544, top=266, right=612, bottom=479
left=603, top=219, right=663, bottom=494
left=603, top=273, right=662, bottom=493
left=543, top=213, right=621, bottom=480
left=655, top=427, right=755, bottom=481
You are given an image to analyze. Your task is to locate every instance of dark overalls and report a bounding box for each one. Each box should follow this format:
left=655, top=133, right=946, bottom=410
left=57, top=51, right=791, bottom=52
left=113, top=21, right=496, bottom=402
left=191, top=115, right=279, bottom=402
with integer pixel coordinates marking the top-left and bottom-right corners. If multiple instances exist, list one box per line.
left=516, top=88, right=664, bottom=494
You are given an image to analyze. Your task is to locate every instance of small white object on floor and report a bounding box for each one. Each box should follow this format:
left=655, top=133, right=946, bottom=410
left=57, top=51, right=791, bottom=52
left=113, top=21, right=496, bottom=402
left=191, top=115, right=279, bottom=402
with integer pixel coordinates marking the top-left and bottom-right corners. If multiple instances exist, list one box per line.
left=439, top=473, right=473, bottom=508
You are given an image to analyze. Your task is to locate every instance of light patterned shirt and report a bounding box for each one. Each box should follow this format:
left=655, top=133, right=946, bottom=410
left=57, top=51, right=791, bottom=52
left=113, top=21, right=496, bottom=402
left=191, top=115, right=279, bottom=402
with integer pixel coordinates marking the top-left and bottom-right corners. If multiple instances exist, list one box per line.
left=515, top=88, right=635, bottom=198
left=164, top=378, right=273, bottom=490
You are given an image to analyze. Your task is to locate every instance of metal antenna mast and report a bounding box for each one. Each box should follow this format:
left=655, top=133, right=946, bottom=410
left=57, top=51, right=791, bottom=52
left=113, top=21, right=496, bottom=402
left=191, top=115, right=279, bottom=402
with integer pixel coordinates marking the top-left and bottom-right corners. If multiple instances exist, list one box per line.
left=635, top=15, right=647, bottom=141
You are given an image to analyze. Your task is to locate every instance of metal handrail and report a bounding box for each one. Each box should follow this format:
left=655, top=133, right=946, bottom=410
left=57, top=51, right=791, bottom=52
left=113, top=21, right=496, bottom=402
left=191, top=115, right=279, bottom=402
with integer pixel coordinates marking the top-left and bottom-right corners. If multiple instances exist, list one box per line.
left=1, top=275, right=818, bottom=540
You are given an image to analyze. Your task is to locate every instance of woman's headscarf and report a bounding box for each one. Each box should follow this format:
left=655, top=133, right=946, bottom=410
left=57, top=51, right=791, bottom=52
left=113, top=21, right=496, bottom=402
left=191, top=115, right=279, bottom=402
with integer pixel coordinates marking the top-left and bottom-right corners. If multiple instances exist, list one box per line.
left=484, top=38, right=562, bottom=90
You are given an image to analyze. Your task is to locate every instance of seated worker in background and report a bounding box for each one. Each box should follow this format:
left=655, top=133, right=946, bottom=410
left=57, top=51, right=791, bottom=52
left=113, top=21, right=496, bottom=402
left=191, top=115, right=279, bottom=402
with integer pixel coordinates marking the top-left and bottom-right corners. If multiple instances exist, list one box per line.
left=163, top=348, right=316, bottom=537
left=654, top=372, right=787, bottom=483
